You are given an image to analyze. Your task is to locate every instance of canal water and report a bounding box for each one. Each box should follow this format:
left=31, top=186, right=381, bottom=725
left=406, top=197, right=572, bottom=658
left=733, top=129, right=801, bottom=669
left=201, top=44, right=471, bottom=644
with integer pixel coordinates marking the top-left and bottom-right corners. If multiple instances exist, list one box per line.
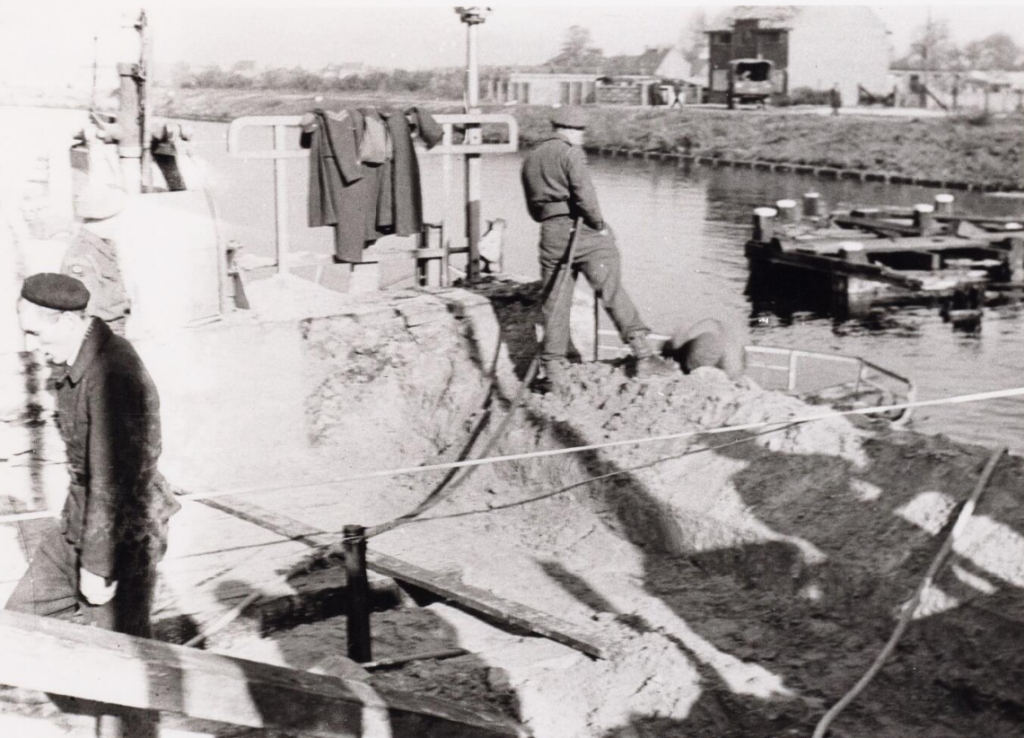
left=190, top=120, right=1024, bottom=454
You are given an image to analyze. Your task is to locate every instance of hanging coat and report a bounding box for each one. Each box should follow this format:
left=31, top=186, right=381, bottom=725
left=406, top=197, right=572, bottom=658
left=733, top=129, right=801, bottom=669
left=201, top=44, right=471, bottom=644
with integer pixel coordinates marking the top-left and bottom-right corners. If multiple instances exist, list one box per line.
left=303, top=106, right=442, bottom=263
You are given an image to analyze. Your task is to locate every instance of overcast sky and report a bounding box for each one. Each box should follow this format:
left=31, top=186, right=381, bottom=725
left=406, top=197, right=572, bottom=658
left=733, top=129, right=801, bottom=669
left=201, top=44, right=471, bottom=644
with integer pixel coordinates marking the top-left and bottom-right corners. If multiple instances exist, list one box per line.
left=3, top=2, right=1024, bottom=80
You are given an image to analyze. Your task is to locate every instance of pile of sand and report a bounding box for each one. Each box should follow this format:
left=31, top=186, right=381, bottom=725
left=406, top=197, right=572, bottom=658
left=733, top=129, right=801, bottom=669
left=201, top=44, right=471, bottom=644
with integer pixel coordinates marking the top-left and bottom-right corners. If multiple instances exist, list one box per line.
left=217, top=279, right=1024, bottom=737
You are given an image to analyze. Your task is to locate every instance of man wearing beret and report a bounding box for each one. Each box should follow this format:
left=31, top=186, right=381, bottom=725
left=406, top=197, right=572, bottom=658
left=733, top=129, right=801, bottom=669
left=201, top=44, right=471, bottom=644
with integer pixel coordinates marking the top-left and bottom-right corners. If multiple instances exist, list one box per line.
left=521, top=106, right=675, bottom=392
left=6, top=273, right=178, bottom=736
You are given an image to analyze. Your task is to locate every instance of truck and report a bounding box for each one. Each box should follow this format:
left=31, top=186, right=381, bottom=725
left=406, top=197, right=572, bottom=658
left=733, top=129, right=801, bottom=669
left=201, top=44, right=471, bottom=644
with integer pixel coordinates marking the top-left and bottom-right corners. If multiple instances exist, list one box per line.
left=726, top=58, right=775, bottom=109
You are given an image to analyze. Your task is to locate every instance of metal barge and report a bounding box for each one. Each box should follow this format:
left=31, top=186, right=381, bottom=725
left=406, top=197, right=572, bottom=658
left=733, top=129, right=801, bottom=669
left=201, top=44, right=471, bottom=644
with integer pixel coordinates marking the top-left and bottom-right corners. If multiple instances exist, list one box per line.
left=744, top=193, right=1024, bottom=313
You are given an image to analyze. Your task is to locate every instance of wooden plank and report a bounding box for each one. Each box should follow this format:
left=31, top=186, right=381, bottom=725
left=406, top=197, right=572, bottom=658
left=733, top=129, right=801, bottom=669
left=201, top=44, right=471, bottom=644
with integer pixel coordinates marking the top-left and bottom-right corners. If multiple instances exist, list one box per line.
left=199, top=497, right=332, bottom=546
left=833, top=215, right=921, bottom=237
left=747, top=241, right=924, bottom=289
left=366, top=550, right=612, bottom=660
left=202, top=498, right=613, bottom=660
left=0, top=610, right=527, bottom=738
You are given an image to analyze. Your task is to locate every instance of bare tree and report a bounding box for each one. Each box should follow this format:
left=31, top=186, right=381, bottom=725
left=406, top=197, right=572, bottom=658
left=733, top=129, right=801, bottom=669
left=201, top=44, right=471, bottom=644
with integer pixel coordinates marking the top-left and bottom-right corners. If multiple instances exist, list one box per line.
left=679, top=8, right=708, bottom=71
left=546, top=25, right=604, bottom=70
left=908, top=17, right=957, bottom=71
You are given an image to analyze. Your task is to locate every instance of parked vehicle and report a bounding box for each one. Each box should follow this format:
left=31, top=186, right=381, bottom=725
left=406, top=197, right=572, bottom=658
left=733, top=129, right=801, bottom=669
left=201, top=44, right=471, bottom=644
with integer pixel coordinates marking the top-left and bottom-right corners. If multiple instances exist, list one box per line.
left=727, top=58, right=775, bottom=109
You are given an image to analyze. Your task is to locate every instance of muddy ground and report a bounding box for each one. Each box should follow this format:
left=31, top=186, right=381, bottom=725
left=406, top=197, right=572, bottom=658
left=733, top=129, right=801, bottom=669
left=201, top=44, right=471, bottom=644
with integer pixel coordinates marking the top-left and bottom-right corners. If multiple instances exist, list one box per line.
left=210, top=278, right=1024, bottom=738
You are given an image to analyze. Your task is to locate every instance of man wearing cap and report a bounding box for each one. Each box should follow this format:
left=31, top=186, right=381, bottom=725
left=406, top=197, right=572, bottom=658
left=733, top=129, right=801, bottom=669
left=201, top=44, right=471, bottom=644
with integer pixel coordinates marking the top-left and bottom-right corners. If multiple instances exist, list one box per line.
left=6, top=274, right=178, bottom=634
left=521, top=106, right=674, bottom=391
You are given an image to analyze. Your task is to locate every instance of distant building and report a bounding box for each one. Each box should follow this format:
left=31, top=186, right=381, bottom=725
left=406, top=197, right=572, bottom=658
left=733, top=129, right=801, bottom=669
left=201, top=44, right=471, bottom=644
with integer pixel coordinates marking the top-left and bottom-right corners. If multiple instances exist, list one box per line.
left=503, top=72, right=599, bottom=106
left=706, top=6, right=891, bottom=106
left=500, top=46, right=699, bottom=106
left=230, top=60, right=260, bottom=80
left=320, top=62, right=365, bottom=80
left=889, top=68, right=1024, bottom=112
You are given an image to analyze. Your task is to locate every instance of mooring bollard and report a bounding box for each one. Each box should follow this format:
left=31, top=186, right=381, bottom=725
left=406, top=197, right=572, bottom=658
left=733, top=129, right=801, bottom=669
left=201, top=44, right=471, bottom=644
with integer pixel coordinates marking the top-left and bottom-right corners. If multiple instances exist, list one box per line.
left=934, top=193, right=954, bottom=214
left=753, top=207, right=778, bottom=242
left=343, top=525, right=372, bottom=663
left=838, top=241, right=868, bottom=264
left=914, top=204, right=935, bottom=233
left=802, top=192, right=821, bottom=219
left=775, top=199, right=798, bottom=224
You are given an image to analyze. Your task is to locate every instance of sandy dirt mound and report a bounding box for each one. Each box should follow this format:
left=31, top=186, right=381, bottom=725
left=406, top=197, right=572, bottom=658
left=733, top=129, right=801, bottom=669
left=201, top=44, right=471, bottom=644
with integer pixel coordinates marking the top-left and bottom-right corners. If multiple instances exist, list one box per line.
left=208, top=279, right=1024, bottom=737
left=351, top=281, right=1024, bottom=737
left=7, top=278, right=1022, bottom=738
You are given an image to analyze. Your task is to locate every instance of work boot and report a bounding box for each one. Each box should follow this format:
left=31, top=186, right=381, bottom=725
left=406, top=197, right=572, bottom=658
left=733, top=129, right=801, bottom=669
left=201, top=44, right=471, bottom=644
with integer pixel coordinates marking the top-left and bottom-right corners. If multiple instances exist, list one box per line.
left=534, top=358, right=571, bottom=396
left=627, top=331, right=679, bottom=380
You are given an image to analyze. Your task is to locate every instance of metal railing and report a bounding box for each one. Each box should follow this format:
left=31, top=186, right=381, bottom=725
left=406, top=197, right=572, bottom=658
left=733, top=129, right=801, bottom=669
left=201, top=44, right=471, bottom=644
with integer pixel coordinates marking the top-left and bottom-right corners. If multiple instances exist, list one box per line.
left=225, top=113, right=518, bottom=285
left=597, top=329, right=916, bottom=427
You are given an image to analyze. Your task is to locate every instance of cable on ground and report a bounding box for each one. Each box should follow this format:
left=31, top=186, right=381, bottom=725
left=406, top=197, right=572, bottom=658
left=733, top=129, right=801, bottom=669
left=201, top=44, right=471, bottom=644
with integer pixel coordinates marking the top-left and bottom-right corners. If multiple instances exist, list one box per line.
left=810, top=446, right=1006, bottom=738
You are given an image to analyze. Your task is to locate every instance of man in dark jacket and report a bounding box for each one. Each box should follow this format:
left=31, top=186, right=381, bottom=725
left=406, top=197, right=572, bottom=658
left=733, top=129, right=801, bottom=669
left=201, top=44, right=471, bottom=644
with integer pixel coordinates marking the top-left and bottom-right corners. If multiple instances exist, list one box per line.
left=830, top=84, right=842, bottom=116
left=521, top=107, right=675, bottom=390
left=6, top=273, right=178, bottom=736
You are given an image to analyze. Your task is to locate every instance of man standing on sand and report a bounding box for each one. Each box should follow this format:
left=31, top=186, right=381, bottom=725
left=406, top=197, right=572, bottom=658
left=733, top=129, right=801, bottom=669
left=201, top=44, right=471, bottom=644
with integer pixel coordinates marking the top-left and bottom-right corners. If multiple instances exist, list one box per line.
left=6, top=273, right=179, bottom=737
left=521, top=107, right=675, bottom=392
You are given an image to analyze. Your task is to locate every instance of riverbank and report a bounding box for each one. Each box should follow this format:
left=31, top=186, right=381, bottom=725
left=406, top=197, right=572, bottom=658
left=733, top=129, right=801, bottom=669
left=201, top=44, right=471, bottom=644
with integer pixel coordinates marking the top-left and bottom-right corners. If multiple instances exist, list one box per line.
left=3, top=85, right=1023, bottom=190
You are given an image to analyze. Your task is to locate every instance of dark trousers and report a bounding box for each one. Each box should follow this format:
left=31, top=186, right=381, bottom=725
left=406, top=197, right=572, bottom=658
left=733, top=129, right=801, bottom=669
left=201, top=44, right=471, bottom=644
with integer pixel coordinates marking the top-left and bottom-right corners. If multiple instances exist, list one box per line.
left=6, top=525, right=161, bottom=737
left=539, top=217, right=648, bottom=364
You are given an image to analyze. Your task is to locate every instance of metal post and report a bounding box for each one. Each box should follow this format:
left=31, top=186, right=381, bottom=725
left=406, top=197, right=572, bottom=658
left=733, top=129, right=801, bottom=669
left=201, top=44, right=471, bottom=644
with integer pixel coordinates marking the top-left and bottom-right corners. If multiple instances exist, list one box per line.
left=442, top=124, right=454, bottom=286
left=273, top=125, right=289, bottom=272
left=137, top=10, right=154, bottom=192
left=752, top=207, right=778, bottom=242
left=90, top=35, right=99, bottom=111
left=457, top=7, right=490, bottom=283
left=913, top=203, right=935, bottom=234
left=934, top=193, right=954, bottom=214
left=803, top=192, right=821, bottom=219
left=117, top=62, right=142, bottom=195
left=775, top=199, right=798, bottom=224
left=342, top=525, right=372, bottom=663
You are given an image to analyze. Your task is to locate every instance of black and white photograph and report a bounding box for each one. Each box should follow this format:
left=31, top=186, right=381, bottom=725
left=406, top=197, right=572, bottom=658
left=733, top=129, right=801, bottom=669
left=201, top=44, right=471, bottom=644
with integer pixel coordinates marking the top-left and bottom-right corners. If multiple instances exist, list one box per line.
left=1, top=2, right=1023, bottom=736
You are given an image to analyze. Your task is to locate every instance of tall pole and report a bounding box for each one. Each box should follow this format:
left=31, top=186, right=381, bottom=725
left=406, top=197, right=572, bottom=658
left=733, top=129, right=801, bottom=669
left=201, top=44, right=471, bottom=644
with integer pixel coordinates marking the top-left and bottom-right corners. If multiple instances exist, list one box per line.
left=138, top=10, right=153, bottom=192
left=117, top=10, right=147, bottom=194
left=457, top=7, right=490, bottom=283
left=90, top=35, right=99, bottom=112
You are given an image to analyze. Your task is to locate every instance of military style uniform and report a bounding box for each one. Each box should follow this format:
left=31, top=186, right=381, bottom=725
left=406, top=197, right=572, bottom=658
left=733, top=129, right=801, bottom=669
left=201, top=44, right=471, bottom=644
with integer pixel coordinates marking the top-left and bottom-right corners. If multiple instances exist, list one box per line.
left=521, top=133, right=650, bottom=369
left=6, top=318, right=179, bottom=637
left=60, top=228, right=130, bottom=336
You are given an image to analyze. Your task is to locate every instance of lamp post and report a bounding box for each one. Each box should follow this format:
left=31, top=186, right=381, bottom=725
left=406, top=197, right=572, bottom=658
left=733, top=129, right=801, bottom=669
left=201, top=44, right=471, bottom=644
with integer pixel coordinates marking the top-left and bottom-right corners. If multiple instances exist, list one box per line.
left=456, top=7, right=490, bottom=283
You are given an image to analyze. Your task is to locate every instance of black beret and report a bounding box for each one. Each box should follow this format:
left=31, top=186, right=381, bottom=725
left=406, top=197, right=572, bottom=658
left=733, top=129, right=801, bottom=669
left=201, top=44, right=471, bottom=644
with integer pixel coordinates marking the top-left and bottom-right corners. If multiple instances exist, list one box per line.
left=21, top=273, right=91, bottom=311
left=551, top=107, right=587, bottom=130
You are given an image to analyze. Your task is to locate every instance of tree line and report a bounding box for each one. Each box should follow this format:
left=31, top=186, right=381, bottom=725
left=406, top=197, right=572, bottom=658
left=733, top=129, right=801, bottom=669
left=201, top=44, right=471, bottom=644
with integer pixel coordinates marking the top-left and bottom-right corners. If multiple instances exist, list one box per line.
left=897, top=20, right=1024, bottom=72
left=167, top=62, right=467, bottom=99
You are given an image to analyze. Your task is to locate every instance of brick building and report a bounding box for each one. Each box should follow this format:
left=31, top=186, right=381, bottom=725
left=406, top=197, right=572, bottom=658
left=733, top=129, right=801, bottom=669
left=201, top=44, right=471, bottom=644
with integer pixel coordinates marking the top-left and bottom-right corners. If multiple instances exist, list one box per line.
left=706, top=6, right=891, bottom=106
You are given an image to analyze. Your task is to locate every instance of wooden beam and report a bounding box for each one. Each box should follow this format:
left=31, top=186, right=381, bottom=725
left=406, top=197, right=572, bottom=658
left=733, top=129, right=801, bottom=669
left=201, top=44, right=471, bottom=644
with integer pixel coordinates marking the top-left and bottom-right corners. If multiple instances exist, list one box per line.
left=833, top=215, right=921, bottom=237
left=366, top=550, right=612, bottom=660
left=201, top=498, right=613, bottom=660
left=747, top=241, right=924, bottom=290
left=199, top=497, right=333, bottom=546
left=0, top=610, right=527, bottom=738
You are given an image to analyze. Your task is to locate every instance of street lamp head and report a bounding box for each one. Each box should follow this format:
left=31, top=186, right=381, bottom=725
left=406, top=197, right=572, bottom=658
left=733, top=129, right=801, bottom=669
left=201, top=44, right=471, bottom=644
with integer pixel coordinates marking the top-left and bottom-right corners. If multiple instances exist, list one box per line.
left=455, top=6, right=491, bottom=25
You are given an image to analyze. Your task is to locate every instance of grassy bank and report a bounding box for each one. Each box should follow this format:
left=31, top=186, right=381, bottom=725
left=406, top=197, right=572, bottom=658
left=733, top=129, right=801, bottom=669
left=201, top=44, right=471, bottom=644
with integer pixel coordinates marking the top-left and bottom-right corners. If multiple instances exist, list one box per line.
left=5, top=86, right=1023, bottom=188
left=511, top=105, right=1024, bottom=188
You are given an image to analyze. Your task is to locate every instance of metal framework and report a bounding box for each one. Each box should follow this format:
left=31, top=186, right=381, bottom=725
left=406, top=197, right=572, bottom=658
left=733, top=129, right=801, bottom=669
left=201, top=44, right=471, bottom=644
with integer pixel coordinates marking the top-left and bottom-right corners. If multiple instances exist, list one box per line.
left=225, top=113, right=518, bottom=285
